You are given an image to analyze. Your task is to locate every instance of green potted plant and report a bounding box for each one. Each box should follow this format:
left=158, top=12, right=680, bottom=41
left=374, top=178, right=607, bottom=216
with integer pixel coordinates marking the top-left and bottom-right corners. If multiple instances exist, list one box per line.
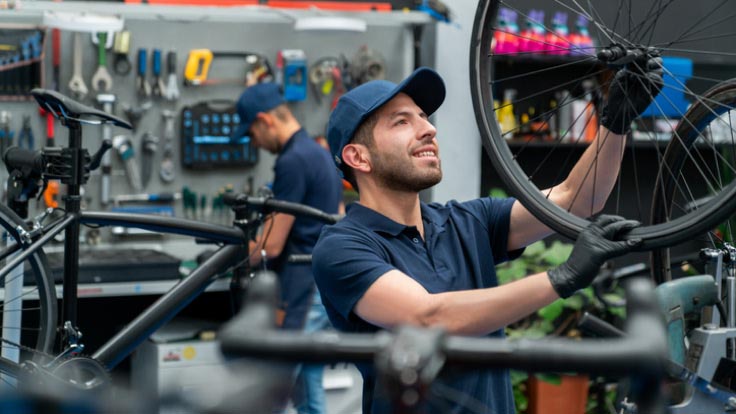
left=495, top=227, right=625, bottom=413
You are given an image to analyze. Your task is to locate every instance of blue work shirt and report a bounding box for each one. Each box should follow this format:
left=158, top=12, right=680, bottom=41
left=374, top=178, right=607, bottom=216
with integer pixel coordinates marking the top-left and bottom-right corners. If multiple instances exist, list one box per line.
left=313, top=198, right=521, bottom=414
left=270, top=128, right=342, bottom=330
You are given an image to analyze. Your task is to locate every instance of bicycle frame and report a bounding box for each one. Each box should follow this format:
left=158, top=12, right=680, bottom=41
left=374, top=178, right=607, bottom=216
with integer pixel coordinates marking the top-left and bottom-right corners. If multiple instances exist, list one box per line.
left=0, top=208, right=250, bottom=370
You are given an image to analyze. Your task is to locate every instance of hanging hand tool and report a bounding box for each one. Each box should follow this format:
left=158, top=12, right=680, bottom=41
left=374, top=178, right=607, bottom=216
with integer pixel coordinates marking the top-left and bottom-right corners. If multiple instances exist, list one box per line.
left=140, top=131, right=158, bottom=189
left=164, top=51, right=180, bottom=101
left=122, top=101, right=152, bottom=132
left=91, top=32, right=113, bottom=92
left=113, top=192, right=181, bottom=205
left=43, top=108, right=55, bottom=147
left=159, top=110, right=176, bottom=183
left=17, top=115, right=34, bottom=149
left=183, top=49, right=272, bottom=86
left=112, top=30, right=131, bottom=76
left=151, top=49, right=165, bottom=98
left=97, top=94, right=116, bottom=206
left=68, top=32, right=88, bottom=100
left=113, top=135, right=143, bottom=192
left=182, top=186, right=196, bottom=219
left=136, top=48, right=151, bottom=98
left=51, top=27, right=61, bottom=90
left=0, top=112, right=13, bottom=157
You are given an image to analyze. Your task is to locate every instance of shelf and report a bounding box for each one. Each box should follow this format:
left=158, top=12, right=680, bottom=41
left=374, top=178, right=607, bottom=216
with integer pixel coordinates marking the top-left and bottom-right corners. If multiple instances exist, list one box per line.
left=10, top=2, right=433, bottom=26
left=492, top=54, right=602, bottom=67
left=0, top=277, right=230, bottom=300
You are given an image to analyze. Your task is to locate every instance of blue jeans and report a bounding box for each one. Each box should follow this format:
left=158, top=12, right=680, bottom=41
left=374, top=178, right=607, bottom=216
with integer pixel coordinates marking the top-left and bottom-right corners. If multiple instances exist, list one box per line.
left=292, top=289, right=331, bottom=414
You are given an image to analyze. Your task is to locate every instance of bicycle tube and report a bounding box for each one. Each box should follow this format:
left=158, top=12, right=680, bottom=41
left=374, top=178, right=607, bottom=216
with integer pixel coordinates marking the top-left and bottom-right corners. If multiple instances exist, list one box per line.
left=470, top=0, right=736, bottom=250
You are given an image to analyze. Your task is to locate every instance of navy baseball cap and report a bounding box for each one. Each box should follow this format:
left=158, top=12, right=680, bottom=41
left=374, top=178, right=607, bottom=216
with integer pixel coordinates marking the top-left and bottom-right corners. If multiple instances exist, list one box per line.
left=233, top=82, right=285, bottom=139
left=327, top=67, right=445, bottom=172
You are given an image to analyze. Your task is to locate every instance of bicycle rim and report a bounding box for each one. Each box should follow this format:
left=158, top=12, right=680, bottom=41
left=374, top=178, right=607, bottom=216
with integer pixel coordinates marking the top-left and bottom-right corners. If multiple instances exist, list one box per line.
left=650, top=79, right=736, bottom=283
left=471, top=0, right=736, bottom=250
left=0, top=202, right=57, bottom=378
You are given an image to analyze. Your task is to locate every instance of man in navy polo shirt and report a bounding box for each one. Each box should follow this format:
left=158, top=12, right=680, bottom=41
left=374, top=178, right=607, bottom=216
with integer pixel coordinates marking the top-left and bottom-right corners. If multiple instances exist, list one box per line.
left=312, top=63, right=662, bottom=413
left=234, top=82, right=342, bottom=414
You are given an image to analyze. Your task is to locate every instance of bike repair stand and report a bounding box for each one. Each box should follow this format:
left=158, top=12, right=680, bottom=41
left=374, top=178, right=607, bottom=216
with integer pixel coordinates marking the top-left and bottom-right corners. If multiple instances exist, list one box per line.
left=1, top=143, right=44, bottom=372
left=660, top=248, right=736, bottom=413
left=229, top=198, right=261, bottom=310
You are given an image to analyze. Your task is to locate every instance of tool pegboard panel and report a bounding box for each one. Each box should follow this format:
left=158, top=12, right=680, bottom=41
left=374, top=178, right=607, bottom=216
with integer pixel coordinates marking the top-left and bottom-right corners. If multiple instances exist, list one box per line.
left=1, top=2, right=435, bottom=242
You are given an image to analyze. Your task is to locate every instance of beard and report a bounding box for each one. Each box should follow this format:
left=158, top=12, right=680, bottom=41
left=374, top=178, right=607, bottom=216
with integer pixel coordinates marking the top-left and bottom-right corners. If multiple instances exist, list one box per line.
left=371, top=149, right=442, bottom=193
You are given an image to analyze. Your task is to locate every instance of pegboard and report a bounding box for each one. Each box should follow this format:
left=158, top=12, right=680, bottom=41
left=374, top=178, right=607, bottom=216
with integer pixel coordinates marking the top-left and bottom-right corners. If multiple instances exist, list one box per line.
left=1, top=3, right=435, bottom=247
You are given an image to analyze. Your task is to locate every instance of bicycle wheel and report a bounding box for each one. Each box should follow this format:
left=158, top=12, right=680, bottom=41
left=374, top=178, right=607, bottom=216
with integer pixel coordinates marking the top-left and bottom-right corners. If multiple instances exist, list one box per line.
left=0, top=202, right=57, bottom=369
left=470, top=0, right=736, bottom=250
left=650, top=79, right=736, bottom=283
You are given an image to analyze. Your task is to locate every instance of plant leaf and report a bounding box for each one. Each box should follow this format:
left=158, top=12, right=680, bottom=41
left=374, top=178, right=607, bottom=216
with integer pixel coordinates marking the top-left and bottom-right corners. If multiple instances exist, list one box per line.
left=538, top=299, right=564, bottom=321
left=534, top=373, right=562, bottom=385
left=489, top=187, right=509, bottom=198
left=564, top=294, right=584, bottom=310
left=522, top=240, right=546, bottom=257
left=540, top=241, right=573, bottom=265
left=496, top=260, right=528, bottom=284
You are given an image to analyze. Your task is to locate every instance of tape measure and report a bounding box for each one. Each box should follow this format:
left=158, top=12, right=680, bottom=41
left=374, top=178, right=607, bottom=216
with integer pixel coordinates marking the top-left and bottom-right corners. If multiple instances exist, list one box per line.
left=183, top=49, right=272, bottom=86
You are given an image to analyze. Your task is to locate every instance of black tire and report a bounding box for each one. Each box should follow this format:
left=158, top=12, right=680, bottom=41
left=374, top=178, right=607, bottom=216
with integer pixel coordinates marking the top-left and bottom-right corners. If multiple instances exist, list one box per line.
left=0, top=202, right=57, bottom=362
left=470, top=0, right=736, bottom=250
left=650, top=79, right=736, bottom=283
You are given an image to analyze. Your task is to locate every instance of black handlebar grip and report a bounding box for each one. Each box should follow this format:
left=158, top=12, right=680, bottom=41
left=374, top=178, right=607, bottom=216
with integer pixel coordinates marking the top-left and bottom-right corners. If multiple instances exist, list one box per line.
left=222, top=193, right=339, bottom=224
left=3, top=147, right=44, bottom=177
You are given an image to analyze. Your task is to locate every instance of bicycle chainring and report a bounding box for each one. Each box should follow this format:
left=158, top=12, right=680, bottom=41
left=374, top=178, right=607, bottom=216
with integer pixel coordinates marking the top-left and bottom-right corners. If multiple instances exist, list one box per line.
left=50, top=356, right=111, bottom=391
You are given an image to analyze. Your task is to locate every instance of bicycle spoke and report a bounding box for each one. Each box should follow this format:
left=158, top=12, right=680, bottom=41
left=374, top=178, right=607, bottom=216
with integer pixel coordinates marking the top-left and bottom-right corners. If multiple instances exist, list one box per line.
left=491, top=55, right=599, bottom=84
left=664, top=0, right=729, bottom=48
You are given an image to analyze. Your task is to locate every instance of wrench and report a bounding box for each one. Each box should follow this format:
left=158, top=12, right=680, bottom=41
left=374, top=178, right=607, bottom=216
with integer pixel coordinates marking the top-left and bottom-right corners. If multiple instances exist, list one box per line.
left=68, top=33, right=88, bottom=100
left=160, top=110, right=176, bottom=183
left=140, top=131, right=158, bottom=189
left=91, top=32, right=113, bottom=92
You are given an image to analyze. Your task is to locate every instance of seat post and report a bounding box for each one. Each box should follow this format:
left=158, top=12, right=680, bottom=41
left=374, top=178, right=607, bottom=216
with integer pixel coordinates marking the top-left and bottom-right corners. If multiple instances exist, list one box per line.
left=61, top=120, right=84, bottom=346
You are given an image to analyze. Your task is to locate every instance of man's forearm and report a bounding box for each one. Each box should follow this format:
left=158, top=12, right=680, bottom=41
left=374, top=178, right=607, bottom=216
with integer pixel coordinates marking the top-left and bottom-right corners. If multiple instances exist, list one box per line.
left=422, top=272, right=559, bottom=335
left=553, top=127, right=626, bottom=216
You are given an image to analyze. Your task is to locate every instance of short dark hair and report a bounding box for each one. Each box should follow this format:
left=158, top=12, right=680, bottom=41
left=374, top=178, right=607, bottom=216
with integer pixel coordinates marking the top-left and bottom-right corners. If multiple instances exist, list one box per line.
left=342, top=111, right=379, bottom=192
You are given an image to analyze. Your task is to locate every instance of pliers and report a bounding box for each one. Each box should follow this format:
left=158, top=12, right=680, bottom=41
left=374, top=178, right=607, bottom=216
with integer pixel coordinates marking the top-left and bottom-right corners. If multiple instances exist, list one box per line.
left=17, top=115, right=34, bottom=149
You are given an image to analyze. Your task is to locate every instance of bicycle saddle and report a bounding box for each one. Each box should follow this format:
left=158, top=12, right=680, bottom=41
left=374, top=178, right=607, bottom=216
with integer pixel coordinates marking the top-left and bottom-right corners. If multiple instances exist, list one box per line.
left=31, top=89, right=132, bottom=130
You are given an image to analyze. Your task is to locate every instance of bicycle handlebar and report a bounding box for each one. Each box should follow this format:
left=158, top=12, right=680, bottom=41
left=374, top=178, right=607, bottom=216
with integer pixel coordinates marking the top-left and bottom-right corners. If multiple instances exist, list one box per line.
left=223, top=193, right=340, bottom=225
left=219, top=272, right=667, bottom=377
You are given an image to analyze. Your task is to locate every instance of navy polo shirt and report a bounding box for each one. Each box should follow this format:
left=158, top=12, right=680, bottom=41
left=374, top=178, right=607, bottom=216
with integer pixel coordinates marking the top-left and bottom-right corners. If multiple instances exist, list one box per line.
left=270, top=128, right=342, bottom=330
left=313, top=197, right=520, bottom=414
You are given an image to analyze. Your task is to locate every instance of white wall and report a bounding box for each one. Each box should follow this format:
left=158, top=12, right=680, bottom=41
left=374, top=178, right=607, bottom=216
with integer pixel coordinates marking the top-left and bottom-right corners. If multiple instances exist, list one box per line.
left=432, top=0, right=483, bottom=203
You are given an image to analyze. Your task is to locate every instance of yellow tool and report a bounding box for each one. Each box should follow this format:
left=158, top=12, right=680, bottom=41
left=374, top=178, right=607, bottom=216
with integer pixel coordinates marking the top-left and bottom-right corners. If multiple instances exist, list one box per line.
left=183, top=49, right=272, bottom=86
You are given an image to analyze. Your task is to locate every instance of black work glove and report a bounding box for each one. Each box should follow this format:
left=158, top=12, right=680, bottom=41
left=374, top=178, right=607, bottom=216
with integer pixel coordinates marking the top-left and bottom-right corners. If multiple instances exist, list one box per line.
left=548, top=215, right=642, bottom=299
left=600, top=56, right=664, bottom=135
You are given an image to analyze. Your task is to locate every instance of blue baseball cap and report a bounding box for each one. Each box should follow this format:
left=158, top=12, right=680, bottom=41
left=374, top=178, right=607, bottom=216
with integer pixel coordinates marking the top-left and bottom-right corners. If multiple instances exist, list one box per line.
left=327, top=67, right=446, bottom=172
left=233, top=82, right=285, bottom=139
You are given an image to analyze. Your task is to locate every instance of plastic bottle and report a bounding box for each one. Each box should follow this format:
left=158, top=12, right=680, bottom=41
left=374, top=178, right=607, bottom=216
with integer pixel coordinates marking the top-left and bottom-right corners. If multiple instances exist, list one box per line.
left=497, top=88, right=518, bottom=138
left=569, top=15, right=594, bottom=56
left=555, top=90, right=572, bottom=142
left=493, top=8, right=520, bottom=56
left=545, top=12, right=570, bottom=55
left=519, top=10, right=545, bottom=54
left=571, top=80, right=599, bottom=142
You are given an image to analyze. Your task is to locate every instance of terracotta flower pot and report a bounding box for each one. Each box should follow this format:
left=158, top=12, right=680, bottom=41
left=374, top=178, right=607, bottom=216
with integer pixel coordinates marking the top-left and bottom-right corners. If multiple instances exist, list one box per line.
left=527, top=374, right=590, bottom=414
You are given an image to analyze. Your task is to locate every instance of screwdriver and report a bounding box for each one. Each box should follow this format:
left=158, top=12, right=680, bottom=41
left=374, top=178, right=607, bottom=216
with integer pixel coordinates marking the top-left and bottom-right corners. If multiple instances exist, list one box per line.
left=113, top=192, right=181, bottom=204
